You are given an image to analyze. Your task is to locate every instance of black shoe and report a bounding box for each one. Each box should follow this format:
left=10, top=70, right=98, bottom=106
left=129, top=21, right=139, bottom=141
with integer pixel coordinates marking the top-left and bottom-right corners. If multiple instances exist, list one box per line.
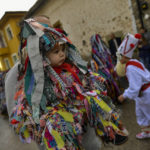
left=112, top=134, right=128, bottom=145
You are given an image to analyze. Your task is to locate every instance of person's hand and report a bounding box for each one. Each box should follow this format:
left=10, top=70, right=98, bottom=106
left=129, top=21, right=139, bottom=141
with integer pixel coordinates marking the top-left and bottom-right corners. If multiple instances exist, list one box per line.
left=118, top=94, right=125, bottom=103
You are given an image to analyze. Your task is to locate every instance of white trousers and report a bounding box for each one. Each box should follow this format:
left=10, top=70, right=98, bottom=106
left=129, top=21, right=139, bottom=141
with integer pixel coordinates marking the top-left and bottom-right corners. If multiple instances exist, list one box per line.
left=135, top=88, right=150, bottom=126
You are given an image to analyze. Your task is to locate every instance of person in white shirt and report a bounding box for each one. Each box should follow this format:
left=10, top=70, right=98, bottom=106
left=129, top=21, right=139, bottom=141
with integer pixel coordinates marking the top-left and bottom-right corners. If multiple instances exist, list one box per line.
left=118, top=33, right=150, bottom=139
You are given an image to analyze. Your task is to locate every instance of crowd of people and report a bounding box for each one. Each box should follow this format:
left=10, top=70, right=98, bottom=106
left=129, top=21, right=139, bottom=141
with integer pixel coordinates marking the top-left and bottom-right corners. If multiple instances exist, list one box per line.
left=1, top=15, right=150, bottom=150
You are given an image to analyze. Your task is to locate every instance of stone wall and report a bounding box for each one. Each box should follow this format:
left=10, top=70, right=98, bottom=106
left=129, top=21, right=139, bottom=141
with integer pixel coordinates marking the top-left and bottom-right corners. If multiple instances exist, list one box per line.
left=30, top=0, right=136, bottom=59
left=131, top=0, right=150, bottom=31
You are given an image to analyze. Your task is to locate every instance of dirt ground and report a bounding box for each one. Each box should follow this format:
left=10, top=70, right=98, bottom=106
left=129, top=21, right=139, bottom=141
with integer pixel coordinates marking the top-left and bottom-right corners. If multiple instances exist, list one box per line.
left=101, top=99, right=150, bottom=150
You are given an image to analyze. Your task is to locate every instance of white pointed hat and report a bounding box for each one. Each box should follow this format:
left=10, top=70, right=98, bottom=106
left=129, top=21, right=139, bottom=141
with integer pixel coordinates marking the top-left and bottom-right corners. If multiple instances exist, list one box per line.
left=118, top=33, right=141, bottom=58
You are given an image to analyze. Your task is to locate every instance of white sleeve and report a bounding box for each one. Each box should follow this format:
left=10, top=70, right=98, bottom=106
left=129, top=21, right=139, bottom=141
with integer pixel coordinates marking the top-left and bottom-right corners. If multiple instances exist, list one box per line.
left=123, top=66, right=142, bottom=100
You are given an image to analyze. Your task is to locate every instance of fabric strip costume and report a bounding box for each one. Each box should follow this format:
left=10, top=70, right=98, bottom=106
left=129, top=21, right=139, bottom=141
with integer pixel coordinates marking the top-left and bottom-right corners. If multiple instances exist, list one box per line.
left=10, top=18, right=128, bottom=149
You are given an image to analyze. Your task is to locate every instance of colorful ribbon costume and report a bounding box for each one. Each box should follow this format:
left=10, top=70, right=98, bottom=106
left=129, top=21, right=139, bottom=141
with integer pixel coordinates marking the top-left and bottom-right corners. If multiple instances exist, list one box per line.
left=10, top=19, right=127, bottom=150
left=90, top=34, right=121, bottom=102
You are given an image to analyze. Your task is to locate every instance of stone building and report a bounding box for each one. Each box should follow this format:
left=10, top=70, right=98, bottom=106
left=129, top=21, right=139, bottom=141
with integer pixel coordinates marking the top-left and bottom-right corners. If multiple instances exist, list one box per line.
left=25, top=0, right=137, bottom=59
left=131, top=0, right=150, bottom=31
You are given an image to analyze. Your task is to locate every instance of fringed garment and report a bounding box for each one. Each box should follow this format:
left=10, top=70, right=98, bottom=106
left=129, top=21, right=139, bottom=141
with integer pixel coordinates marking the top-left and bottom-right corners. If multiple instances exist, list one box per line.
left=10, top=19, right=127, bottom=150
left=10, top=61, right=126, bottom=149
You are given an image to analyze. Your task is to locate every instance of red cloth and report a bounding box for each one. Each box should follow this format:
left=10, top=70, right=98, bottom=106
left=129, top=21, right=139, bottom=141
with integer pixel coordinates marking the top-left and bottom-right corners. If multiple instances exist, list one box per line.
left=53, top=63, right=82, bottom=85
left=125, top=60, right=150, bottom=91
left=125, top=61, right=144, bottom=72
left=18, top=56, right=29, bottom=81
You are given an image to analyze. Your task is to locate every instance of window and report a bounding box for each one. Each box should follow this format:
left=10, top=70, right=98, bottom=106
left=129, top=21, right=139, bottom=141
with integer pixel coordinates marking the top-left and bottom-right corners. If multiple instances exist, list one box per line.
left=4, top=58, right=11, bottom=70
left=12, top=53, right=18, bottom=64
left=5, top=25, right=13, bottom=40
left=0, top=35, right=5, bottom=48
left=0, top=32, right=6, bottom=48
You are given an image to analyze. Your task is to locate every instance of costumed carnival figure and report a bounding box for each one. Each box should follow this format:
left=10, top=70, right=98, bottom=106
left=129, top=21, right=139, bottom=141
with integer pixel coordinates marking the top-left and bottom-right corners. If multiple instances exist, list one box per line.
left=90, top=34, right=120, bottom=103
left=7, top=17, right=128, bottom=150
left=118, top=33, right=150, bottom=139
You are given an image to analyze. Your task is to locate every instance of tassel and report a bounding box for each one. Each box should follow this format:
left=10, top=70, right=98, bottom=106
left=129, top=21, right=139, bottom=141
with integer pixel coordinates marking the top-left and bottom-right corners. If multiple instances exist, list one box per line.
left=134, top=33, right=141, bottom=39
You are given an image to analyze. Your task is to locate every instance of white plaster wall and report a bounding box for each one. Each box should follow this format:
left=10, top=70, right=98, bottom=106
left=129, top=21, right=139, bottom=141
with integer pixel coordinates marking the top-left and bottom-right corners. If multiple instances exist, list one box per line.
left=33, top=0, right=134, bottom=59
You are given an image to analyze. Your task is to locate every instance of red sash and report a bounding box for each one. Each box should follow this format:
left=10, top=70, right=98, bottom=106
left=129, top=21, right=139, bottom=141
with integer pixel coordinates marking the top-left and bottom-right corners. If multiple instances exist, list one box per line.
left=125, top=61, right=144, bottom=72
left=125, top=61, right=150, bottom=91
